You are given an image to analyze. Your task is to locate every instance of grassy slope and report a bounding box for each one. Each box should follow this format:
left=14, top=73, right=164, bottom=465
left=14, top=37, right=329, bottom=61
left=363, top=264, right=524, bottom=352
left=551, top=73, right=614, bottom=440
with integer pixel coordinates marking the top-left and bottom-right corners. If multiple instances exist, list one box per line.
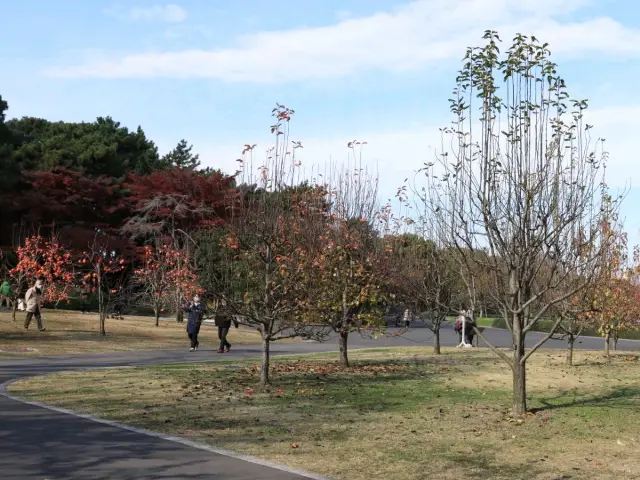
left=9, top=347, right=640, bottom=479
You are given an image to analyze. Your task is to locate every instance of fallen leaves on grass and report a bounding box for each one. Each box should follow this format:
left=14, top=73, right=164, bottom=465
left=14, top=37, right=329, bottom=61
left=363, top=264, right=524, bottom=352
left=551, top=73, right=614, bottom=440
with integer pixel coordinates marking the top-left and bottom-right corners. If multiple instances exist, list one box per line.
left=244, top=360, right=411, bottom=377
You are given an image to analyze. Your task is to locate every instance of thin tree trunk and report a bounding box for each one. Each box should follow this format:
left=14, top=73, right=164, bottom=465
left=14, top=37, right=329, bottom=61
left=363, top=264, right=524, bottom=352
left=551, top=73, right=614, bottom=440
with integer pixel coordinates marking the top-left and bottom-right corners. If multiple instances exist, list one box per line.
left=433, top=327, right=441, bottom=355
left=154, top=306, right=160, bottom=327
left=260, top=336, right=271, bottom=385
left=339, top=330, right=349, bottom=367
left=604, top=331, right=610, bottom=358
left=98, top=279, right=106, bottom=335
left=512, top=355, right=526, bottom=417
left=613, top=332, right=619, bottom=351
left=99, top=311, right=106, bottom=335
left=566, top=334, right=575, bottom=366
left=11, top=300, right=17, bottom=322
left=175, top=291, right=184, bottom=322
left=511, top=314, right=527, bottom=417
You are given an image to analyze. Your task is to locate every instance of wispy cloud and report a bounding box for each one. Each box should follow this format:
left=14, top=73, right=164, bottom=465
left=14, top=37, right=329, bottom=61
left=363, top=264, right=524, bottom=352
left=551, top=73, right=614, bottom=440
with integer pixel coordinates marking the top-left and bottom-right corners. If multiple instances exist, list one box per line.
left=50, top=0, right=640, bottom=82
left=104, top=4, right=187, bottom=23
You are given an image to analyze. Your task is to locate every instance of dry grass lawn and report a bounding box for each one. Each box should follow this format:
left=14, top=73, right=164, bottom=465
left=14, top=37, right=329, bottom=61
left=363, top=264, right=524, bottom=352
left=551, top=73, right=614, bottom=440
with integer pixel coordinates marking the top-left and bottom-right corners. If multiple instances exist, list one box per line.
left=9, top=347, right=640, bottom=479
left=0, top=309, right=264, bottom=356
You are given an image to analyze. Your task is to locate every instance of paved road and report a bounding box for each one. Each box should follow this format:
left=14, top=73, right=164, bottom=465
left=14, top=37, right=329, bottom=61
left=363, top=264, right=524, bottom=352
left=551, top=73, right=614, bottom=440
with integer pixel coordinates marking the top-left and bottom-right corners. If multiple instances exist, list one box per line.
left=1, top=326, right=638, bottom=480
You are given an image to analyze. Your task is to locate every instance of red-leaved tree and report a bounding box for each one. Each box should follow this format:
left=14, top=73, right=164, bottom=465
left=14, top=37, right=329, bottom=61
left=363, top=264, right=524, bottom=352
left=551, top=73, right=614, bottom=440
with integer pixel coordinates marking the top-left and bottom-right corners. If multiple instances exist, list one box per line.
left=2, top=168, right=126, bottom=236
left=133, top=241, right=202, bottom=326
left=74, top=232, right=131, bottom=335
left=124, top=167, right=235, bottom=232
left=10, top=235, right=75, bottom=319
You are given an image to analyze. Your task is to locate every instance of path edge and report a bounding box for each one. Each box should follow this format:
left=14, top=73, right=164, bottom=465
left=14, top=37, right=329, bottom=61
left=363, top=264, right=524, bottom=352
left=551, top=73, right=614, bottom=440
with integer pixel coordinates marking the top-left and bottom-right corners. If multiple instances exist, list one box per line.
left=0, top=378, right=332, bottom=480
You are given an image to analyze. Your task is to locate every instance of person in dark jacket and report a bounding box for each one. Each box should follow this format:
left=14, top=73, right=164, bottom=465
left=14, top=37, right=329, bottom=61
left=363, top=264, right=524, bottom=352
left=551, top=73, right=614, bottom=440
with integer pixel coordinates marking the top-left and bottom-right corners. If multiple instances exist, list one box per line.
left=80, top=284, right=91, bottom=314
left=214, top=299, right=238, bottom=353
left=184, top=294, right=206, bottom=351
left=464, top=311, right=477, bottom=345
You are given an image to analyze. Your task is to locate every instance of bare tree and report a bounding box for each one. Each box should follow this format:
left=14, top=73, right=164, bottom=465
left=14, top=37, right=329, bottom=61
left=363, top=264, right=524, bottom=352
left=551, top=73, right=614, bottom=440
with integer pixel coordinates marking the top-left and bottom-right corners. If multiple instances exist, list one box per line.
left=421, top=31, right=621, bottom=417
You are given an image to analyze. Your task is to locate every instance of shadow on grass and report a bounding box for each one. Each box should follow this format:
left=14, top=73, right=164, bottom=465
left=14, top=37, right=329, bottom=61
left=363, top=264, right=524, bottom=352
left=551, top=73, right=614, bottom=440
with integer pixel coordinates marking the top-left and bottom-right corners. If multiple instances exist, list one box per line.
left=531, top=386, right=640, bottom=413
left=442, top=450, right=547, bottom=480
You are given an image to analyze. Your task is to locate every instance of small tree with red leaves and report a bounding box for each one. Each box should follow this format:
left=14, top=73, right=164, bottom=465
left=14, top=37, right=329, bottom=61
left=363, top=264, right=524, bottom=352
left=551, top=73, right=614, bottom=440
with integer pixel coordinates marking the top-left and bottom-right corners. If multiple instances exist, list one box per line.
left=75, top=232, right=131, bottom=335
left=10, top=235, right=75, bottom=319
left=134, top=240, right=202, bottom=327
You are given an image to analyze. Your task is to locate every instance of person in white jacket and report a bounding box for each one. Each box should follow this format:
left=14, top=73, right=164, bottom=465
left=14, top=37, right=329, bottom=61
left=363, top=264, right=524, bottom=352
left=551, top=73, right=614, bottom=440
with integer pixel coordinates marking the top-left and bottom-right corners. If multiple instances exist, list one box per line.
left=24, top=278, right=46, bottom=331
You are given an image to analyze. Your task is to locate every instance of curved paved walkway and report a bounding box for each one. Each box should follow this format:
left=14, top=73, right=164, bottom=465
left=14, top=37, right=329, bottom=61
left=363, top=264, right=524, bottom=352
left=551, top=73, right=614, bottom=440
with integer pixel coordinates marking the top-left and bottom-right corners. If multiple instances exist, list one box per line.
left=1, top=326, right=638, bottom=479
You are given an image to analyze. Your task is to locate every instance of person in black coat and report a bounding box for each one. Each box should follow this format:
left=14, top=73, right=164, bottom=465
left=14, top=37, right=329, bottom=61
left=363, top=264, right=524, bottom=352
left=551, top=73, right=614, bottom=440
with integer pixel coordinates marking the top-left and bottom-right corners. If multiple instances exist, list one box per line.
left=184, top=294, right=206, bottom=351
left=214, top=299, right=238, bottom=353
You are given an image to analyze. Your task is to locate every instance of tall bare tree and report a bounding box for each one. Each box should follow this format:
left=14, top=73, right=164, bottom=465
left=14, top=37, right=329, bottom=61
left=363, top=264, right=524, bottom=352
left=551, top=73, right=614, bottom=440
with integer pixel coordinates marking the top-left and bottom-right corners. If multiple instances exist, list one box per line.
left=420, top=31, right=621, bottom=416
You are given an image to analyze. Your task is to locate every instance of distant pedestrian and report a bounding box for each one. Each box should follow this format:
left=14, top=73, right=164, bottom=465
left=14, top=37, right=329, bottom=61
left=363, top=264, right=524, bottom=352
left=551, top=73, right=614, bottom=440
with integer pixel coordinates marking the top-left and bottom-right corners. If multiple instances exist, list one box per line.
left=24, top=278, right=46, bottom=332
left=215, top=299, right=238, bottom=353
left=0, top=279, right=12, bottom=309
left=403, top=308, right=411, bottom=328
left=184, top=294, right=206, bottom=351
left=454, top=315, right=464, bottom=344
left=463, top=310, right=476, bottom=345
left=80, top=284, right=91, bottom=314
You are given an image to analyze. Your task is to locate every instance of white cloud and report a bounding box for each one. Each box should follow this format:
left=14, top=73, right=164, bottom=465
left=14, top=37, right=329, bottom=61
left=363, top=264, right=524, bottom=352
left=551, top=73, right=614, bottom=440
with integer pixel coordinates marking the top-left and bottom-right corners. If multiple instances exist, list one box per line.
left=105, top=4, right=187, bottom=23
left=51, top=0, right=640, bottom=81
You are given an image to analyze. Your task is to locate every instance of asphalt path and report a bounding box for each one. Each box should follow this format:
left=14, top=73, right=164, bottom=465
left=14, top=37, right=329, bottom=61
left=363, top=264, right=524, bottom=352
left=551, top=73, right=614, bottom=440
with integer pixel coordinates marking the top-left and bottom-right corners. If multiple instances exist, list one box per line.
left=1, top=325, right=638, bottom=479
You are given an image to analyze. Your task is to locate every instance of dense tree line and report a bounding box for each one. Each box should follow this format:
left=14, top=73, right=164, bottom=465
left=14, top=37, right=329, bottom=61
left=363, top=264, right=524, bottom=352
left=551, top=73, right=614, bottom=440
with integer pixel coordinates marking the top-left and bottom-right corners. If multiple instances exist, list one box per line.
left=0, top=94, right=230, bottom=241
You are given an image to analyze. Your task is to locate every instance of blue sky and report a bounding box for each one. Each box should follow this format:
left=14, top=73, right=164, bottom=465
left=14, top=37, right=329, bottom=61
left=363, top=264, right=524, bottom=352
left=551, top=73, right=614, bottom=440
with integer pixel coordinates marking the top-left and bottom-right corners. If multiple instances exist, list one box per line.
left=2, top=0, right=640, bottom=242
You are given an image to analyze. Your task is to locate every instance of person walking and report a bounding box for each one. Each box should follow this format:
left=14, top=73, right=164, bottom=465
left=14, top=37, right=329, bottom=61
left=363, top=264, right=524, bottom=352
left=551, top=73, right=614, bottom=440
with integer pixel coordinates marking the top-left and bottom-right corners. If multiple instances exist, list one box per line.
left=80, top=284, right=91, bottom=314
left=402, top=308, right=412, bottom=328
left=215, top=299, right=238, bottom=353
left=0, top=279, right=12, bottom=309
left=464, top=311, right=477, bottom=346
left=454, top=315, right=463, bottom=344
left=184, top=294, right=206, bottom=351
left=24, top=278, right=46, bottom=331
